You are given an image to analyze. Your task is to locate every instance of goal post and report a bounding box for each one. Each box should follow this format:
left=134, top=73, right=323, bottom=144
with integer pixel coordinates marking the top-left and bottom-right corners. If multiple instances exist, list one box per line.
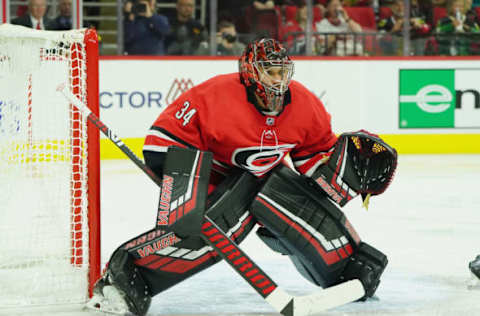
left=0, top=24, right=100, bottom=307
left=85, top=25, right=101, bottom=300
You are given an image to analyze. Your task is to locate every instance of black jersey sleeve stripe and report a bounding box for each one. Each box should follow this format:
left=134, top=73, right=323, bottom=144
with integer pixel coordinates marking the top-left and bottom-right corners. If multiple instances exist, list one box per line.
left=150, top=126, right=198, bottom=150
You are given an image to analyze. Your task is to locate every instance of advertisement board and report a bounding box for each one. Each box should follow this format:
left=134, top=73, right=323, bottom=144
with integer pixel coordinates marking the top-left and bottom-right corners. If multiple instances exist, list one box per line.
left=99, top=57, right=480, bottom=158
left=100, top=59, right=236, bottom=138
left=399, top=69, right=480, bottom=128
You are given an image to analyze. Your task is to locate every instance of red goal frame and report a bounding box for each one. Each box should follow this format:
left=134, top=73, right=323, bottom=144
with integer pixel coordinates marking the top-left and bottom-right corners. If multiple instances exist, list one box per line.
left=84, top=28, right=101, bottom=297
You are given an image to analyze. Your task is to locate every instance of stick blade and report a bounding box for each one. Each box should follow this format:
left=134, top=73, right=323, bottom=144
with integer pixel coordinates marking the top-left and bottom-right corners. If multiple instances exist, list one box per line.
left=292, top=279, right=365, bottom=316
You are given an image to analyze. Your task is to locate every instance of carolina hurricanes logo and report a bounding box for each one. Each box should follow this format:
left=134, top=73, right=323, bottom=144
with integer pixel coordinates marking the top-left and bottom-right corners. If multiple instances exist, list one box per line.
left=232, top=144, right=295, bottom=176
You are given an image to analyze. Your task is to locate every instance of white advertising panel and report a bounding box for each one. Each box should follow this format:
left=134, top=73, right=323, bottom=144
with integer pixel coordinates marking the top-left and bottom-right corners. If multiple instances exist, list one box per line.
left=99, top=58, right=480, bottom=139
left=454, top=69, right=480, bottom=128
left=100, top=59, right=237, bottom=137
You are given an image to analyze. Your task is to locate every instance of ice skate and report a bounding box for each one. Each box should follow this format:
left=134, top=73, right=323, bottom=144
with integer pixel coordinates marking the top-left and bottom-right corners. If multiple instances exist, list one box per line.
left=86, top=249, right=152, bottom=316
left=85, top=275, right=130, bottom=315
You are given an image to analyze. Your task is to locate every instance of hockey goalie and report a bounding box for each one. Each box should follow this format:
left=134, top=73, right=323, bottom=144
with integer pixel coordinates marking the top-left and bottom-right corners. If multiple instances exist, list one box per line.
left=87, top=38, right=398, bottom=316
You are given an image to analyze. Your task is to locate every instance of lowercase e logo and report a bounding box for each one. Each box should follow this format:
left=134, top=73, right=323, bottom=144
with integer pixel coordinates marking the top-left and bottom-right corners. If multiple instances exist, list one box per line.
left=400, top=84, right=452, bottom=113
left=399, top=69, right=455, bottom=128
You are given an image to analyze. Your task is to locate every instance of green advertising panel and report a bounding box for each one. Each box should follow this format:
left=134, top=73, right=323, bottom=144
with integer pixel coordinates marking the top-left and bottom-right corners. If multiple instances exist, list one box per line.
left=399, top=69, right=455, bottom=128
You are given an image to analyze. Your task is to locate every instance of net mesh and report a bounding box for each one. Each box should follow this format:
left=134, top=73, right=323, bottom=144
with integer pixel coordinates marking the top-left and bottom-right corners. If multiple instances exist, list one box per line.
left=0, top=24, right=91, bottom=306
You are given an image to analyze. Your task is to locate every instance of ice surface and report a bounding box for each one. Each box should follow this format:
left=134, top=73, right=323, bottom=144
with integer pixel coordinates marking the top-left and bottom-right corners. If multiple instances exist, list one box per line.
left=2, top=154, right=479, bottom=316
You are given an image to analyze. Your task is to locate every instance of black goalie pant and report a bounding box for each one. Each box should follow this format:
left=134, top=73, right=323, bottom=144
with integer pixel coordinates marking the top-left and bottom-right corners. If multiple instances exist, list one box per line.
left=120, top=171, right=263, bottom=296
left=250, top=165, right=362, bottom=288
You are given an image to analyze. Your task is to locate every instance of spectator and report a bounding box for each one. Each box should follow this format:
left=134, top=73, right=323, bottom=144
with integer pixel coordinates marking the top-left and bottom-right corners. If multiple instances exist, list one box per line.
left=196, top=20, right=246, bottom=56
left=377, top=0, right=431, bottom=55
left=437, top=0, right=477, bottom=32
left=124, top=0, right=170, bottom=55
left=52, top=0, right=72, bottom=30
left=166, top=0, right=208, bottom=55
left=279, top=3, right=322, bottom=54
left=432, top=0, right=480, bottom=55
left=315, top=0, right=364, bottom=55
left=11, top=0, right=55, bottom=30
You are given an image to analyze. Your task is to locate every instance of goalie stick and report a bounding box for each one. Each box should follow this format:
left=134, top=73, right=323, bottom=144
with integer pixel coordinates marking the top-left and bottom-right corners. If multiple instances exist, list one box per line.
left=57, top=83, right=365, bottom=316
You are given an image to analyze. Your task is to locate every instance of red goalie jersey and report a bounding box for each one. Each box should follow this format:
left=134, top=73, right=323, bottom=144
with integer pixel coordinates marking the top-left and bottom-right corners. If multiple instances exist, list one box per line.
left=144, top=72, right=337, bottom=183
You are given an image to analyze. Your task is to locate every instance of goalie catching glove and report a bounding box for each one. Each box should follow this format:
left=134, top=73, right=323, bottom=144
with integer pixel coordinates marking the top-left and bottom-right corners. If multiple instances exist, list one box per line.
left=312, top=130, right=398, bottom=207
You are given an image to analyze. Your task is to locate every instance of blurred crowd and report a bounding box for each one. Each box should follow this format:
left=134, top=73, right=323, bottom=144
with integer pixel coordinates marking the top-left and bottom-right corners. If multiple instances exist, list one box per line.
left=7, top=0, right=480, bottom=56
left=10, top=0, right=73, bottom=30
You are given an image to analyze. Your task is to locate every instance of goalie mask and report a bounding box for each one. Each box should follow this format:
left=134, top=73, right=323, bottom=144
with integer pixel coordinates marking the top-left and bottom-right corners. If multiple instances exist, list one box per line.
left=239, top=38, right=294, bottom=113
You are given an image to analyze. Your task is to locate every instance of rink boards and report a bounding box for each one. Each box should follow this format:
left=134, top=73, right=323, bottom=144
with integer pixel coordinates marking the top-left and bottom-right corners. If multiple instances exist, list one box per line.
left=96, top=57, right=480, bottom=158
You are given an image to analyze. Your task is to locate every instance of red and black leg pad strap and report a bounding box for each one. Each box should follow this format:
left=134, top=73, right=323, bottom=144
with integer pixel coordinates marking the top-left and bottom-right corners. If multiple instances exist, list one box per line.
left=311, top=130, right=398, bottom=206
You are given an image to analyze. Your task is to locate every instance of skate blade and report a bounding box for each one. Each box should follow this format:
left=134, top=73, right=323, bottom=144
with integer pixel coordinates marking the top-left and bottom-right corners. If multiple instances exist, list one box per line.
left=85, top=286, right=130, bottom=315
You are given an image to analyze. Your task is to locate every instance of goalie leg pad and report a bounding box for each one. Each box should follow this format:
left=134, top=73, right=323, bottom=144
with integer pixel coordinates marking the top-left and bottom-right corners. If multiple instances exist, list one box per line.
left=336, top=242, right=388, bottom=300
left=250, top=165, right=361, bottom=288
left=119, top=171, right=262, bottom=297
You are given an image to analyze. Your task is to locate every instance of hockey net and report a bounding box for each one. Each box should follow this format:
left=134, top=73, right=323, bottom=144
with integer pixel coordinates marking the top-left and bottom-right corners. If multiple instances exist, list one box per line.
left=0, top=24, right=100, bottom=307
